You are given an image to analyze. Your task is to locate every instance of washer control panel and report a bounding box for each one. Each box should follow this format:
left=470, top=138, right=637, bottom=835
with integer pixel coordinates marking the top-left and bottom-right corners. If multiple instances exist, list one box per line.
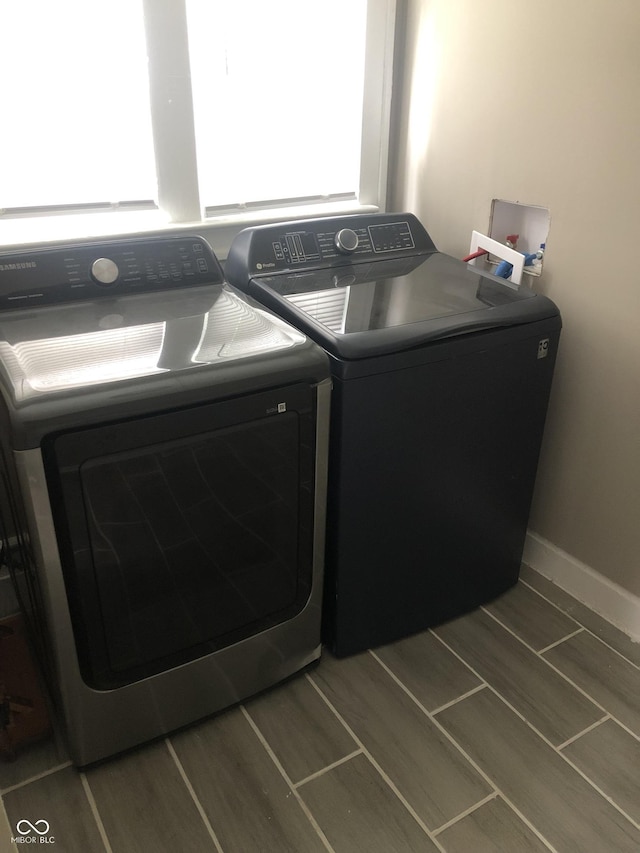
left=0, top=236, right=223, bottom=310
left=225, top=212, right=437, bottom=285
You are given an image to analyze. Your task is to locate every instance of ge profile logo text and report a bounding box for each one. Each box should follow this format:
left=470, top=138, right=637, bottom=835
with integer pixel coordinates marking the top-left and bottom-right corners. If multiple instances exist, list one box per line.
left=11, top=818, right=56, bottom=844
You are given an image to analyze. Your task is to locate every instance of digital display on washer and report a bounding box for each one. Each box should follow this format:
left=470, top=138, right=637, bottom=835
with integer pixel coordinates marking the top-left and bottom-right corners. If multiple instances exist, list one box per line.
left=300, top=233, right=320, bottom=258
left=261, top=252, right=535, bottom=335
left=368, top=221, right=415, bottom=253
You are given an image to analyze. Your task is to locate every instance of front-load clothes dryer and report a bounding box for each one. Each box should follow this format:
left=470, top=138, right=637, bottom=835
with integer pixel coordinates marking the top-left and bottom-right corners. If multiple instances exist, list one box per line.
left=225, top=212, right=562, bottom=657
left=0, top=235, right=331, bottom=765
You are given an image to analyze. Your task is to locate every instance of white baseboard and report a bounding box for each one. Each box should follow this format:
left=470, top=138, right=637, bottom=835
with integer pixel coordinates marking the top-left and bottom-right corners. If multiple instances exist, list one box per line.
left=523, top=531, right=640, bottom=643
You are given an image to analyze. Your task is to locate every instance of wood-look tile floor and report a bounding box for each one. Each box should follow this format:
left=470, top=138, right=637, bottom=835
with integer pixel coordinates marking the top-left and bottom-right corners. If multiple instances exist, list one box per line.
left=2, top=564, right=640, bottom=852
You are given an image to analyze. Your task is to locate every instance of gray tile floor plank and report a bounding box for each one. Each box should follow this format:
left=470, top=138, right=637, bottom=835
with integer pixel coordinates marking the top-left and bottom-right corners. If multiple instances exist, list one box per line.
left=6, top=578, right=640, bottom=852
left=0, top=801, right=15, bottom=851
left=86, top=740, right=215, bottom=853
left=562, top=719, right=640, bottom=824
left=170, top=706, right=328, bottom=853
left=373, top=629, right=481, bottom=711
left=245, top=673, right=357, bottom=784
left=433, top=608, right=602, bottom=745
left=437, top=795, right=551, bottom=853
left=520, top=565, right=640, bottom=667
left=312, top=650, right=492, bottom=829
left=3, top=766, right=105, bottom=852
left=543, top=631, right=640, bottom=737
left=436, top=687, right=640, bottom=853
left=299, top=752, right=438, bottom=852
left=484, top=579, right=579, bottom=651
left=0, top=729, right=69, bottom=793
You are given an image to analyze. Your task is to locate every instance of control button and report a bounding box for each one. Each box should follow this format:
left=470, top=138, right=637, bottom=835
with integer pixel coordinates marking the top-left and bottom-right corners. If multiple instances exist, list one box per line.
left=196, top=258, right=209, bottom=273
left=90, top=257, right=119, bottom=286
left=192, top=242, right=203, bottom=253
left=334, top=228, right=359, bottom=254
left=286, top=235, right=299, bottom=259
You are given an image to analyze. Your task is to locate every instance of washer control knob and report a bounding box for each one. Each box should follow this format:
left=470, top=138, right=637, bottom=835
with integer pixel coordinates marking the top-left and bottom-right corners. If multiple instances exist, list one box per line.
left=91, top=257, right=119, bottom=286
left=334, top=228, right=359, bottom=254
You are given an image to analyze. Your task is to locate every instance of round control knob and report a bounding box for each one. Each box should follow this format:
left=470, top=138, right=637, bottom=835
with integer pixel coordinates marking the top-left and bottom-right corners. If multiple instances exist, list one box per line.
left=334, top=228, right=359, bottom=254
left=90, top=257, right=119, bottom=286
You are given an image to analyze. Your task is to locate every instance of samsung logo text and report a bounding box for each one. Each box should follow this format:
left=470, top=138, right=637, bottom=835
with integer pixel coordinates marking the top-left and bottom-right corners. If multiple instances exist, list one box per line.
left=0, top=261, right=37, bottom=271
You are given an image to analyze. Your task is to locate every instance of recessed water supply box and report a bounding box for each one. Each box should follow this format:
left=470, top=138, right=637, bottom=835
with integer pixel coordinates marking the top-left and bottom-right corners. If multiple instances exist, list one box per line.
left=489, top=200, right=550, bottom=278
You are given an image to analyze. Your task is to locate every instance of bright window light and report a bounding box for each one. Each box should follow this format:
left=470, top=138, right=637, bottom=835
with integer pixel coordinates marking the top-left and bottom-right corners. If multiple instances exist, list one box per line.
left=0, top=325, right=166, bottom=401
left=186, top=0, right=367, bottom=209
left=0, top=0, right=394, bottom=245
left=285, top=290, right=349, bottom=334
left=0, top=0, right=157, bottom=209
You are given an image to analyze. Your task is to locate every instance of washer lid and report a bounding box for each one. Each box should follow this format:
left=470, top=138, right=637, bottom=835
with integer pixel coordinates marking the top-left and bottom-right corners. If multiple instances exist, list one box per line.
left=0, top=284, right=306, bottom=405
left=250, top=252, right=560, bottom=360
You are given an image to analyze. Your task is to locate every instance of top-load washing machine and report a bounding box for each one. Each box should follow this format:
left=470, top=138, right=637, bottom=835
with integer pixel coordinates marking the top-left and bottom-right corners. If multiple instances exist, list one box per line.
left=0, top=234, right=330, bottom=765
left=225, top=212, right=562, bottom=657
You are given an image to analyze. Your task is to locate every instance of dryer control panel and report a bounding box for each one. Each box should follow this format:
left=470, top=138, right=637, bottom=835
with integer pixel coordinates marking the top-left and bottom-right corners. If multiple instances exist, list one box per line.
left=0, top=236, right=223, bottom=310
left=225, top=212, right=438, bottom=286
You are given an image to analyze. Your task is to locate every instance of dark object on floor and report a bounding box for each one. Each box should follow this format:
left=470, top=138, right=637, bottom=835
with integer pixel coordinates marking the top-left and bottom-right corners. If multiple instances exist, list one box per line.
left=0, top=613, right=50, bottom=761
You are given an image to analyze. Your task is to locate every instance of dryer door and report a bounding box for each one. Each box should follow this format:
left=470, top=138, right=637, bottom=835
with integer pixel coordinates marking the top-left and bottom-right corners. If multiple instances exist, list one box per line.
left=43, top=383, right=317, bottom=689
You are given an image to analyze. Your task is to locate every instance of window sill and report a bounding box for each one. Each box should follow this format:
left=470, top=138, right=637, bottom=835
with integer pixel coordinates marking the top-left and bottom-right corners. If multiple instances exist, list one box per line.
left=0, top=199, right=381, bottom=261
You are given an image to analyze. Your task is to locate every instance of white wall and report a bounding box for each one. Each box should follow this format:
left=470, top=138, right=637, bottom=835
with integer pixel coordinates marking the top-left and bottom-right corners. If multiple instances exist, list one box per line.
left=391, top=0, right=640, bottom=599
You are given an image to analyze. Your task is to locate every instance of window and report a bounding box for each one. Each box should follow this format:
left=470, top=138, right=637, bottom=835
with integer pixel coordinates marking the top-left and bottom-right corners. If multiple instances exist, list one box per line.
left=0, top=0, right=156, bottom=210
left=0, top=1, right=396, bottom=252
left=186, top=2, right=367, bottom=210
